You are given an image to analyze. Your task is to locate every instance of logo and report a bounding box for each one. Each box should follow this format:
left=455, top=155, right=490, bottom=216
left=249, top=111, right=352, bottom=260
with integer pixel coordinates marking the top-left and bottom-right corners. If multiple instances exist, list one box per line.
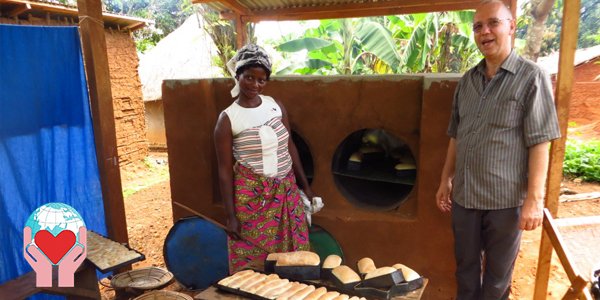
left=23, top=203, right=87, bottom=287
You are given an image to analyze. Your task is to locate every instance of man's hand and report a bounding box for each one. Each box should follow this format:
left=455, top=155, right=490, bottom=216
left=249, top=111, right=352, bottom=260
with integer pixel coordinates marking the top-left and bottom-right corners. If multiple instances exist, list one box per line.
left=436, top=180, right=453, bottom=213
left=520, top=197, right=543, bottom=230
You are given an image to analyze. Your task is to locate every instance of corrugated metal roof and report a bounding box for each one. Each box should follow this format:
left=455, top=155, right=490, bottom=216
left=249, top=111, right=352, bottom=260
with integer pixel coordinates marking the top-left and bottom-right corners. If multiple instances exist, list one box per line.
left=196, top=0, right=487, bottom=21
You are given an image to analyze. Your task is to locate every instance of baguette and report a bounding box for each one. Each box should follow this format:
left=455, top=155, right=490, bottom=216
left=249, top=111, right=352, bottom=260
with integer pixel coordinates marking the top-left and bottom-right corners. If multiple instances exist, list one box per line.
left=317, top=291, right=340, bottom=300
left=357, top=257, right=376, bottom=274
left=322, top=255, right=342, bottom=269
left=331, top=295, right=350, bottom=300
left=264, top=281, right=297, bottom=299
left=246, top=274, right=280, bottom=293
left=303, top=287, right=327, bottom=300
left=256, top=279, right=290, bottom=297
left=288, top=285, right=316, bottom=300
left=239, top=273, right=267, bottom=291
left=229, top=272, right=262, bottom=289
left=275, top=251, right=320, bottom=267
left=276, top=283, right=307, bottom=300
left=392, top=263, right=420, bottom=281
left=364, top=266, right=397, bottom=280
left=217, top=270, right=255, bottom=286
left=331, top=265, right=360, bottom=284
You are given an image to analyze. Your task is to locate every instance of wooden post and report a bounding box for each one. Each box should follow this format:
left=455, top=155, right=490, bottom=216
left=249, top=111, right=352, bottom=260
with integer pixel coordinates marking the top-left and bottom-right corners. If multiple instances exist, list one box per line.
left=533, top=0, right=581, bottom=299
left=77, top=0, right=129, bottom=244
left=235, top=14, right=247, bottom=48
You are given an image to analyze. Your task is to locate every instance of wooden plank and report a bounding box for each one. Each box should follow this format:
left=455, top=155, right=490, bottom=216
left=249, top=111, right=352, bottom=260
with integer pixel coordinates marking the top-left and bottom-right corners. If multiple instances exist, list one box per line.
left=7, top=2, right=30, bottom=17
left=560, top=192, right=600, bottom=202
left=235, top=14, right=247, bottom=48
left=533, top=0, right=581, bottom=299
left=554, top=215, right=600, bottom=227
left=77, top=0, right=129, bottom=246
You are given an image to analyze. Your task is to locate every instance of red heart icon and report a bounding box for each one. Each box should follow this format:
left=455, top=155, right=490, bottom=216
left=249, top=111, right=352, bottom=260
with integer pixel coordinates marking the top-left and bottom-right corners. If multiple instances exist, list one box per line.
left=34, top=230, right=76, bottom=264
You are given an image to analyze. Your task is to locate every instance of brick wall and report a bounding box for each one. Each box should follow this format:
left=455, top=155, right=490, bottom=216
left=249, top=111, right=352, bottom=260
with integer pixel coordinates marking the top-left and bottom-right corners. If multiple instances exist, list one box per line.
left=1, top=16, right=148, bottom=166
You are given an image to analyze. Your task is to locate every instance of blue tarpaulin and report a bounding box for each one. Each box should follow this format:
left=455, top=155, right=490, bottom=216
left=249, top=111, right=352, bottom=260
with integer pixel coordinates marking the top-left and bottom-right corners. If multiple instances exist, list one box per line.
left=0, top=25, right=108, bottom=298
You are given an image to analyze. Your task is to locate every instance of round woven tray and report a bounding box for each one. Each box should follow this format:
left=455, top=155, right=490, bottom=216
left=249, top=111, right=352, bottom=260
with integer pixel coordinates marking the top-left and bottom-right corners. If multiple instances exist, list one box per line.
left=111, top=267, right=174, bottom=291
left=133, top=290, right=193, bottom=300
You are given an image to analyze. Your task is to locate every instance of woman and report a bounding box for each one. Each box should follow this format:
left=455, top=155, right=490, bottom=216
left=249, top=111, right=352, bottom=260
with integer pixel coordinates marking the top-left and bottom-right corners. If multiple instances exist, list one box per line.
left=214, top=44, right=315, bottom=273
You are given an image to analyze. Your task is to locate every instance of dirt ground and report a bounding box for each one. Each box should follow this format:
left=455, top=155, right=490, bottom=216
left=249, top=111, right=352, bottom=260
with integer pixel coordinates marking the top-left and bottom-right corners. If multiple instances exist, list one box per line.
left=95, top=147, right=600, bottom=300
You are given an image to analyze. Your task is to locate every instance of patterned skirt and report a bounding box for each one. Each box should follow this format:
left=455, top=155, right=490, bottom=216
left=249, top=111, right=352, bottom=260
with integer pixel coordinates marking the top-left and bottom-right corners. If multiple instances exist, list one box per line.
left=228, top=163, right=309, bottom=273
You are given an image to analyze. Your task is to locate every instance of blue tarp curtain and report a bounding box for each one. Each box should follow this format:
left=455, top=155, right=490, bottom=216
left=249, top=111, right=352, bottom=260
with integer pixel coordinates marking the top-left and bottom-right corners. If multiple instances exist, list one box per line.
left=0, top=25, right=108, bottom=298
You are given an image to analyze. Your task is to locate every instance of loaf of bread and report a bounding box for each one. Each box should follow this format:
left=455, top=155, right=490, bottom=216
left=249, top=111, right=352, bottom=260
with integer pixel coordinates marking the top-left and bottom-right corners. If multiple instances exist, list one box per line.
left=275, top=283, right=307, bottom=300
left=364, top=266, right=397, bottom=280
left=392, top=263, right=420, bottom=281
left=256, top=279, right=290, bottom=297
left=217, top=269, right=255, bottom=286
left=275, top=251, right=320, bottom=266
left=331, top=265, right=360, bottom=284
left=229, top=272, right=262, bottom=289
left=239, top=273, right=267, bottom=291
left=246, top=274, right=280, bottom=293
left=347, top=297, right=366, bottom=300
left=332, top=295, right=350, bottom=300
left=86, top=231, right=142, bottom=270
left=357, top=257, right=376, bottom=274
left=322, top=255, right=342, bottom=269
left=317, top=291, right=340, bottom=300
left=303, top=287, right=327, bottom=300
left=267, top=252, right=285, bottom=261
left=263, top=281, right=296, bottom=299
left=288, top=285, right=316, bottom=300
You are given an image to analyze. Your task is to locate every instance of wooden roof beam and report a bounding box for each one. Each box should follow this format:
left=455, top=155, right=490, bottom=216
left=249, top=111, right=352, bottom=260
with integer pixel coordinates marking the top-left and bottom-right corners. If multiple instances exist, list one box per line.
left=7, top=2, right=31, bottom=17
left=194, top=0, right=250, bottom=16
left=240, top=1, right=479, bottom=22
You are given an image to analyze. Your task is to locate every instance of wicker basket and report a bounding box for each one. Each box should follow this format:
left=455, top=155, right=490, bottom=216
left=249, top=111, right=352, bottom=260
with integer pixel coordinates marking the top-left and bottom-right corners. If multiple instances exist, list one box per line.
left=133, top=290, right=193, bottom=300
left=111, top=267, right=174, bottom=291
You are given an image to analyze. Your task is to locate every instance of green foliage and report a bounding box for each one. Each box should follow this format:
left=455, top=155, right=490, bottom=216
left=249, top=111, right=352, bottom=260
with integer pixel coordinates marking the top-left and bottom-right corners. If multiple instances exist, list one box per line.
left=563, top=139, right=600, bottom=182
left=198, top=5, right=236, bottom=77
left=516, top=0, right=600, bottom=56
left=102, top=0, right=195, bottom=53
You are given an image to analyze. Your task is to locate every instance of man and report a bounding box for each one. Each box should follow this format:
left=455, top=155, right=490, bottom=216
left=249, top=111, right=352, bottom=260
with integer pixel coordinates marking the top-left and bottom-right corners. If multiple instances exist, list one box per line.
left=435, top=0, right=561, bottom=299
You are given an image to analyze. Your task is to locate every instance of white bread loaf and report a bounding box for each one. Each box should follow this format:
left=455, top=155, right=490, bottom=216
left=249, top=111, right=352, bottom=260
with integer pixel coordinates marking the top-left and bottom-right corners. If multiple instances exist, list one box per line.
left=332, top=295, right=349, bottom=300
left=256, top=279, right=290, bottom=297
left=322, top=255, right=342, bottom=269
left=364, top=266, right=397, bottom=280
left=275, top=251, right=320, bottom=266
left=217, top=269, right=255, bottom=286
left=246, top=274, right=280, bottom=293
left=357, top=257, right=376, bottom=274
left=303, top=287, right=327, bottom=300
left=392, top=263, right=420, bottom=281
left=264, top=281, right=296, bottom=299
left=317, top=291, right=340, bottom=300
left=229, top=272, right=262, bottom=288
left=267, top=252, right=286, bottom=261
left=331, top=265, right=360, bottom=284
left=239, top=273, right=267, bottom=291
left=276, top=283, right=307, bottom=300
left=288, top=285, right=316, bottom=300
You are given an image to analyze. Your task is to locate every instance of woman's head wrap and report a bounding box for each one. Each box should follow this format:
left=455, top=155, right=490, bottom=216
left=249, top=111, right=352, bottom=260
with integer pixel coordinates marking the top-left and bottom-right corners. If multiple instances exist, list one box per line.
left=226, top=44, right=272, bottom=97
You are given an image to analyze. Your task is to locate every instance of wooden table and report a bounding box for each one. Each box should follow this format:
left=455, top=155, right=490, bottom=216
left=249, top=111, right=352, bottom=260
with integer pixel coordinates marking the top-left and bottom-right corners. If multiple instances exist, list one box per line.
left=195, top=278, right=428, bottom=300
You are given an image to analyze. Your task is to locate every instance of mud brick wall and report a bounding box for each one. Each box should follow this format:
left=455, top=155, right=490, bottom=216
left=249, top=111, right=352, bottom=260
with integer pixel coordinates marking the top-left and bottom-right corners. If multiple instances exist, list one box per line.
left=1, top=16, right=148, bottom=166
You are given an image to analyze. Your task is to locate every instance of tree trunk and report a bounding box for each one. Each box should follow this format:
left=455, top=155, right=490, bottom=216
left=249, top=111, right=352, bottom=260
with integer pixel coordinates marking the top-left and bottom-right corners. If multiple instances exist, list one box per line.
left=524, top=0, right=556, bottom=62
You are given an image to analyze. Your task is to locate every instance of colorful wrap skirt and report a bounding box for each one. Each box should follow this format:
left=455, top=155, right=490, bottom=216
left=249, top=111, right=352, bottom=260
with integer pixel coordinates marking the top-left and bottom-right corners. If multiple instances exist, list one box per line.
left=228, top=164, right=309, bottom=273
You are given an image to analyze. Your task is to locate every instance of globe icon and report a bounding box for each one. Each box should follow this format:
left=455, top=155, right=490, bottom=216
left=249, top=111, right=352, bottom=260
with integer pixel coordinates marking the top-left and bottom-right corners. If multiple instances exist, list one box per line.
left=25, top=202, right=86, bottom=252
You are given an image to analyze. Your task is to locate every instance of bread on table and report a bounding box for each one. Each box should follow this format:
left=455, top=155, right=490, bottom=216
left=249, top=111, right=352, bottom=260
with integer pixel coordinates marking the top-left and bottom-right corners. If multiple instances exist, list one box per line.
left=275, top=251, right=320, bottom=267
left=267, top=252, right=285, bottom=261
left=392, top=263, right=420, bottom=281
left=364, top=266, right=397, bottom=280
left=322, top=255, right=342, bottom=269
left=317, top=291, right=340, bottom=300
left=288, top=285, right=316, bottom=300
left=331, top=295, right=350, bottom=300
left=275, top=283, right=307, bottom=300
left=348, top=297, right=366, bottom=300
left=246, top=274, right=281, bottom=293
left=239, top=273, right=267, bottom=291
left=217, top=269, right=256, bottom=286
left=229, top=272, right=262, bottom=289
left=331, top=265, right=360, bottom=284
left=263, top=281, right=297, bottom=299
left=256, top=279, right=290, bottom=297
left=357, top=257, right=376, bottom=274
left=303, top=287, right=327, bottom=300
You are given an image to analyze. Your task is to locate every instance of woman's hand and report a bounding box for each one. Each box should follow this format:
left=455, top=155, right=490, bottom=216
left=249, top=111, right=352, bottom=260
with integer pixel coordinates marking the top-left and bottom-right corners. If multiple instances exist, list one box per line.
left=226, top=215, right=242, bottom=240
left=303, top=187, right=316, bottom=201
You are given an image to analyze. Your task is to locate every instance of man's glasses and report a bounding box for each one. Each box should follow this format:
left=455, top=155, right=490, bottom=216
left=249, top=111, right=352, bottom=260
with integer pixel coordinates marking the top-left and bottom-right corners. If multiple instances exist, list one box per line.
left=472, top=18, right=512, bottom=33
